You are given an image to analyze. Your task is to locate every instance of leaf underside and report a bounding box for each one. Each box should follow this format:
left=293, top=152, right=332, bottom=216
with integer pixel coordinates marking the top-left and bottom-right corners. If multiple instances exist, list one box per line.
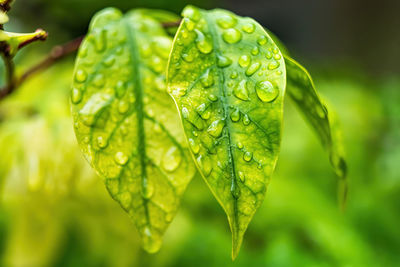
left=284, top=56, right=348, bottom=206
left=71, top=8, right=195, bottom=253
left=167, top=6, right=286, bottom=259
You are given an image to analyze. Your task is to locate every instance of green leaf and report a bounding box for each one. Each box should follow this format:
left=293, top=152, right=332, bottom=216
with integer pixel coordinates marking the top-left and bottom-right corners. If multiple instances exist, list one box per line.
left=71, top=8, right=196, bottom=253
left=167, top=6, right=286, bottom=258
left=284, top=56, right=347, bottom=207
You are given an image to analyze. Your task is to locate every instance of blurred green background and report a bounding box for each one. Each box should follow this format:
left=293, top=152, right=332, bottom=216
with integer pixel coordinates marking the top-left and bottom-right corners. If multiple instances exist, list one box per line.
left=1, top=0, right=399, bottom=266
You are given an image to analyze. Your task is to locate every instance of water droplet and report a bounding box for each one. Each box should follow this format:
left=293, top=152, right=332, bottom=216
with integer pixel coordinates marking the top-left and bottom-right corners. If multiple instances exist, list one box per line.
left=196, top=155, right=212, bottom=176
left=256, top=80, right=279, bottom=102
left=195, top=29, right=213, bottom=54
left=222, top=28, right=242, bottom=44
left=200, top=68, right=214, bottom=88
left=268, top=61, right=280, bottom=70
left=257, top=35, right=267, bottom=45
left=142, top=226, right=161, bottom=253
left=231, top=183, right=241, bottom=199
left=118, top=100, right=129, bottom=114
left=97, top=136, right=108, bottom=148
left=71, top=88, right=82, bottom=104
left=162, top=146, right=182, bottom=172
left=103, top=55, right=115, bottom=67
left=182, top=52, right=195, bottom=62
left=272, top=47, right=279, bottom=54
left=115, top=151, right=128, bottom=165
left=238, top=171, right=245, bottom=182
left=243, top=151, right=253, bottom=162
left=316, top=105, right=327, bottom=118
left=207, top=119, right=225, bottom=138
left=245, top=62, right=261, bottom=76
left=238, top=55, right=251, bottom=68
left=217, top=54, right=232, bottom=68
left=208, top=94, right=218, bottom=102
left=233, top=80, right=249, bottom=100
left=243, top=114, right=250, bottom=125
left=141, top=179, right=154, bottom=199
left=242, top=23, right=255, bottom=33
left=75, top=69, right=87, bottom=83
left=182, top=6, right=201, bottom=21
left=189, top=138, right=200, bottom=154
left=93, top=74, right=105, bottom=87
left=265, top=51, right=272, bottom=59
left=217, top=13, right=237, bottom=29
left=181, top=107, right=190, bottom=119
left=274, top=53, right=281, bottom=60
left=119, top=192, right=131, bottom=209
left=230, top=108, right=241, bottom=122
left=184, top=18, right=196, bottom=31
left=237, top=141, right=243, bottom=149
left=251, top=46, right=259, bottom=55
left=115, top=81, right=126, bottom=98
left=230, top=71, right=238, bottom=79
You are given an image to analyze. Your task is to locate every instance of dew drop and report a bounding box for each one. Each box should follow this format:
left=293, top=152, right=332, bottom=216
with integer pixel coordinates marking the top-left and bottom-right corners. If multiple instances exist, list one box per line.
left=119, top=192, right=131, bottom=209
left=181, top=107, right=190, bottom=119
left=97, top=135, right=108, bottom=148
left=207, top=119, right=225, bottom=138
left=189, top=138, right=200, bottom=154
left=103, top=55, right=115, bottom=67
left=256, top=80, right=279, bottom=102
left=75, top=69, right=87, bottom=83
left=222, top=28, right=242, bottom=44
left=182, top=6, right=201, bottom=21
left=71, top=88, right=82, bottom=104
left=243, top=151, right=253, bottom=162
left=265, top=51, right=273, bottom=59
left=208, top=94, right=218, bottom=102
left=268, top=61, right=280, bottom=70
left=93, top=74, right=105, bottom=87
left=230, top=108, right=241, bottom=122
left=115, top=151, right=128, bottom=165
left=231, top=183, right=241, bottom=199
left=195, top=29, right=213, bottom=54
left=243, top=114, right=250, bottom=125
left=242, top=23, right=255, bottom=33
left=115, top=81, right=126, bottom=98
left=233, top=80, right=249, bottom=101
left=237, top=141, right=243, bottom=149
left=257, top=35, right=267, bottom=45
left=118, top=100, right=129, bottom=114
left=182, top=53, right=194, bottom=62
left=200, top=68, right=214, bottom=88
left=245, top=62, right=261, bottom=76
left=141, top=180, right=154, bottom=199
left=184, top=18, right=196, bottom=31
left=142, top=226, right=161, bottom=254
left=238, top=171, right=245, bottom=182
left=251, top=46, right=259, bottom=56
left=162, top=146, right=182, bottom=172
left=216, top=13, right=237, bottom=29
left=196, top=155, right=213, bottom=176
left=274, top=53, right=281, bottom=60
left=238, top=55, right=251, bottom=68
left=217, top=54, right=232, bottom=68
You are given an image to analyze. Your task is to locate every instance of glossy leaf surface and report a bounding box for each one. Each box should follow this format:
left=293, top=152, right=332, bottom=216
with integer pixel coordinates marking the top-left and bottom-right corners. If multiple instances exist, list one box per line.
left=285, top=56, right=347, bottom=206
left=71, top=8, right=195, bottom=253
left=167, top=6, right=286, bottom=258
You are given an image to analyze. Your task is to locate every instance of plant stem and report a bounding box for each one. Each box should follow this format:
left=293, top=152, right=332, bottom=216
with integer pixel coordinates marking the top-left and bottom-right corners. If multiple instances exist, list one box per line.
left=0, top=19, right=182, bottom=101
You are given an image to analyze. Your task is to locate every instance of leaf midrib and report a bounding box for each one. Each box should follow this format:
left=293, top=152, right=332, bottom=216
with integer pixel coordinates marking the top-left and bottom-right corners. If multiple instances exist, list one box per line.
left=203, top=12, right=240, bottom=233
left=123, top=17, right=150, bottom=224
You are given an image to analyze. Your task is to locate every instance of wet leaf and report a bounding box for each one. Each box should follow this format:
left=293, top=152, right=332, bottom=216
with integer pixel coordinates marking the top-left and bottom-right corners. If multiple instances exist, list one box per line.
left=135, top=8, right=181, bottom=35
left=71, top=8, right=195, bottom=253
left=284, top=56, right=347, bottom=207
left=167, top=6, right=286, bottom=258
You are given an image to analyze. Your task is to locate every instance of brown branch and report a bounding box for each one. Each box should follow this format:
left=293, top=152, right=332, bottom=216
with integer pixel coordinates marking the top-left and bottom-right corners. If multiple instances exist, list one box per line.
left=0, top=36, right=83, bottom=100
left=0, top=0, right=12, bottom=13
left=0, top=19, right=182, bottom=101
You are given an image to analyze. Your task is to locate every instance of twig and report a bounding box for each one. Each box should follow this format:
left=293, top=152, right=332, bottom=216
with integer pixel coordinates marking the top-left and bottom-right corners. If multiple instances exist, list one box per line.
left=0, top=36, right=83, bottom=100
left=0, top=19, right=182, bottom=101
